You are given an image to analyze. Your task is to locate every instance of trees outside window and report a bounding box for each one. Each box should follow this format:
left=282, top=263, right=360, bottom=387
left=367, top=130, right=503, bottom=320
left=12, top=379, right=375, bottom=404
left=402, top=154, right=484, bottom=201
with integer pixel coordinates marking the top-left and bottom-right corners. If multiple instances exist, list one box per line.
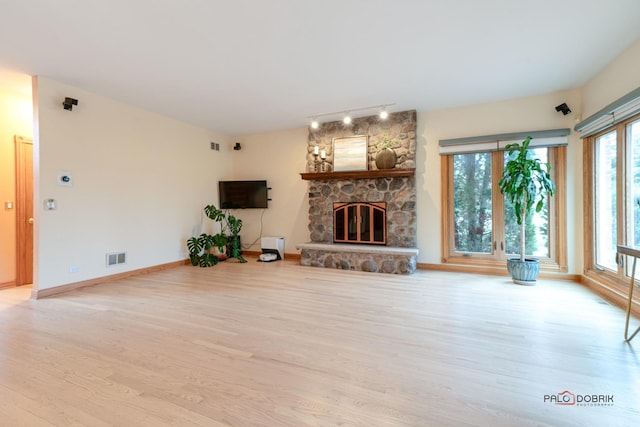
left=442, top=147, right=566, bottom=270
left=586, top=116, right=640, bottom=285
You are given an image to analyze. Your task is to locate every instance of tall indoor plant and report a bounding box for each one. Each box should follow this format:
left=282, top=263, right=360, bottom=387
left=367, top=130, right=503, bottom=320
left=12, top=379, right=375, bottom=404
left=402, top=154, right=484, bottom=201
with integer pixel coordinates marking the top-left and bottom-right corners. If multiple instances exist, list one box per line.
left=204, top=204, right=245, bottom=262
left=186, top=204, right=246, bottom=267
left=498, top=136, right=555, bottom=285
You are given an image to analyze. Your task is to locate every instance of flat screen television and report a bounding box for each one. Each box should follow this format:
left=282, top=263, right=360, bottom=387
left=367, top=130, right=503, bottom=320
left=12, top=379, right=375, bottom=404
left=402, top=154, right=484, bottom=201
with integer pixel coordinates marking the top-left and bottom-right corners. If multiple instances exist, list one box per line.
left=219, top=180, right=268, bottom=209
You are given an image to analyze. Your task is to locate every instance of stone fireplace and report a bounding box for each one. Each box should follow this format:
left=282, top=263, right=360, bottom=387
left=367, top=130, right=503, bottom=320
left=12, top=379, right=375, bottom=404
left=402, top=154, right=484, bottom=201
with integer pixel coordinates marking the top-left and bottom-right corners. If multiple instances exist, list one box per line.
left=307, top=176, right=415, bottom=247
left=296, top=110, right=419, bottom=275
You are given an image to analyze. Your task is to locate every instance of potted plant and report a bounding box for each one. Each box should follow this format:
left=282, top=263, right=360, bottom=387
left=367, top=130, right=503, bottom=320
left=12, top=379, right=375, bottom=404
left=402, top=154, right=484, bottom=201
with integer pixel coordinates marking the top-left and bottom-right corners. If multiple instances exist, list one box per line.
left=186, top=205, right=247, bottom=267
left=187, top=233, right=220, bottom=267
left=204, top=204, right=246, bottom=263
left=498, top=136, right=555, bottom=285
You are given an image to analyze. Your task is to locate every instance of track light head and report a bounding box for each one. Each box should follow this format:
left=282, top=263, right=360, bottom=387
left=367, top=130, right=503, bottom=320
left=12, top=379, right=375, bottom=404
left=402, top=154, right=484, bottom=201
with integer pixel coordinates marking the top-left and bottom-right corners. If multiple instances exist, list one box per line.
left=233, top=142, right=241, bottom=151
left=309, top=103, right=395, bottom=127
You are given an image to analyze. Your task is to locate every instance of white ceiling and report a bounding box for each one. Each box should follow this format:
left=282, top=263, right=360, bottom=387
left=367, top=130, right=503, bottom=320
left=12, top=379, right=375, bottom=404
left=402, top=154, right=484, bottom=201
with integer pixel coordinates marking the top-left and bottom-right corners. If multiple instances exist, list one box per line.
left=1, top=0, right=640, bottom=136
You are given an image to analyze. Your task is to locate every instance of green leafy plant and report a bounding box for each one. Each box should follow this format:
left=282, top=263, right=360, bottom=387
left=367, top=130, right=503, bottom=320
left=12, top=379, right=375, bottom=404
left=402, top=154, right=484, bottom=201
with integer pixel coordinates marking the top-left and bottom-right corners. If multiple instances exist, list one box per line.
left=204, top=204, right=246, bottom=263
left=187, top=204, right=247, bottom=267
left=498, top=136, right=555, bottom=262
left=187, top=234, right=220, bottom=267
left=379, top=131, right=397, bottom=149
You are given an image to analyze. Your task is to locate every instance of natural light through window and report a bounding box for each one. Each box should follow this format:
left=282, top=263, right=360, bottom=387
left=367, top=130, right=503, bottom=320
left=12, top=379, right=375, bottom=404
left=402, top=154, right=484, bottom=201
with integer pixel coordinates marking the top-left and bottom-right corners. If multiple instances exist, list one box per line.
left=627, top=120, right=640, bottom=249
left=453, top=152, right=493, bottom=254
left=504, top=148, right=550, bottom=257
left=595, top=130, right=617, bottom=271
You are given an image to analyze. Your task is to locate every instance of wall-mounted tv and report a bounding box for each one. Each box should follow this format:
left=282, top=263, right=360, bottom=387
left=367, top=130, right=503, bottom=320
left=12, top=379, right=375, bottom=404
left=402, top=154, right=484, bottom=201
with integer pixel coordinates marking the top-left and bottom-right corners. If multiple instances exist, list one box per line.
left=219, top=180, right=269, bottom=209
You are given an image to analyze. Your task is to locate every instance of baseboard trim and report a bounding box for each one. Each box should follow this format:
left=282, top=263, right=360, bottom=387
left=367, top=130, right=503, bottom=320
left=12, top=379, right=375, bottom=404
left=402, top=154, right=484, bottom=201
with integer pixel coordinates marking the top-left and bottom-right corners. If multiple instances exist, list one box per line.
left=417, top=262, right=581, bottom=281
left=580, top=274, right=640, bottom=319
left=32, top=259, right=190, bottom=299
left=0, top=280, right=17, bottom=290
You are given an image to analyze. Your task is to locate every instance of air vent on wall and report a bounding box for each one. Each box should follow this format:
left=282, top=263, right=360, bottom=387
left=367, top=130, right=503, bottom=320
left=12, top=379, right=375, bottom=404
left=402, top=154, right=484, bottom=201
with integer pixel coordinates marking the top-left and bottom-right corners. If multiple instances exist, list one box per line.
left=106, top=251, right=126, bottom=267
left=210, top=141, right=220, bottom=151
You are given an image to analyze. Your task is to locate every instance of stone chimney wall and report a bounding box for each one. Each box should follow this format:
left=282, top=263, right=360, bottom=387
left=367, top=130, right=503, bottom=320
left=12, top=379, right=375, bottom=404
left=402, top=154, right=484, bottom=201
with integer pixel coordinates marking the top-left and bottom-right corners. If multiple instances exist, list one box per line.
left=306, top=110, right=417, bottom=172
left=308, top=177, right=416, bottom=247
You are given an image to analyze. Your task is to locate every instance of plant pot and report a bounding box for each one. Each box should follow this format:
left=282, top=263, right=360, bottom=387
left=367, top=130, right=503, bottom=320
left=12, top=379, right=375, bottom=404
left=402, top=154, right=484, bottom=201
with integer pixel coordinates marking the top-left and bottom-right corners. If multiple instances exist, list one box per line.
left=225, top=235, right=241, bottom=258
left=375, top=147, right=397, bottom=169
left=506, top=258, right=540, bottom=285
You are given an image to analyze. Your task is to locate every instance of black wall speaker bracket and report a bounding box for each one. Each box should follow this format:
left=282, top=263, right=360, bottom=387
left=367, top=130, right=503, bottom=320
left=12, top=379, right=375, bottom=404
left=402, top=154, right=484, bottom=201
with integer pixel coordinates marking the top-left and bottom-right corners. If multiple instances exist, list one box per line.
left=555, top=103, right=571, bottom=115
left=63, top=97, right=79, bottom=111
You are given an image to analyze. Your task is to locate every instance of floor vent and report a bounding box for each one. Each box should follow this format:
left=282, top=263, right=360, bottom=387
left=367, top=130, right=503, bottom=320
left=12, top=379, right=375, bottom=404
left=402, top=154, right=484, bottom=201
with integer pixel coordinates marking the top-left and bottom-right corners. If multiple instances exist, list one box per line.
left=106, top=252, right=126, bottom=267
left=210, top=141, right=220, bottom=151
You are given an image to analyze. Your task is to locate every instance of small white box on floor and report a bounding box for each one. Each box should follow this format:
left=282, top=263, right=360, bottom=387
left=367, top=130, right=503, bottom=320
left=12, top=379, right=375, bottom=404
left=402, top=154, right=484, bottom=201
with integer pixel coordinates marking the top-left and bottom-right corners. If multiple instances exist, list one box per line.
left=260, top=237, right=284, bottom=261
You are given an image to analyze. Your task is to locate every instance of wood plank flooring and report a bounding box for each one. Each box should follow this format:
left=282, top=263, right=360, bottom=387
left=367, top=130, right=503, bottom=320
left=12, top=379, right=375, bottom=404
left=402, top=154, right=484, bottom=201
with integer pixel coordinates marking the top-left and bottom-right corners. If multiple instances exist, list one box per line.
left=1, top=260, right=639, bottom=426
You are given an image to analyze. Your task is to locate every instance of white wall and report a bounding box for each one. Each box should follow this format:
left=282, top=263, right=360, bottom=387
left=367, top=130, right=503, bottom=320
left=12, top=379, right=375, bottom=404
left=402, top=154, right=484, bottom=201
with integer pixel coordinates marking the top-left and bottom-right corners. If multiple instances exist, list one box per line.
left=581, top=38, right=640, bottom=118
left=34, top=77, right=231, bottom=290
left=230, top=127, right=309, bottom=254
left=0, top=88, right=33, bottom=285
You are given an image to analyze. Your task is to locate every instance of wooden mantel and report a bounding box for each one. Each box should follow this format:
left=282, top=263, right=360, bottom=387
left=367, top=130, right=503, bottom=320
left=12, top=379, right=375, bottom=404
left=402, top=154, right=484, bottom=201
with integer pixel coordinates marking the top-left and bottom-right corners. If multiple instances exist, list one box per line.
left=300, top=168, right=415, bottom=181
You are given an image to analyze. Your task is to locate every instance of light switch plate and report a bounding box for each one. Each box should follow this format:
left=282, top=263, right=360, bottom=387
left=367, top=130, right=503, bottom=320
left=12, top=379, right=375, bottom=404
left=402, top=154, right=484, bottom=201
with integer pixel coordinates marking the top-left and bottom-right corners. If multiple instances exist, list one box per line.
left=44, top=199, right=57, bottom=210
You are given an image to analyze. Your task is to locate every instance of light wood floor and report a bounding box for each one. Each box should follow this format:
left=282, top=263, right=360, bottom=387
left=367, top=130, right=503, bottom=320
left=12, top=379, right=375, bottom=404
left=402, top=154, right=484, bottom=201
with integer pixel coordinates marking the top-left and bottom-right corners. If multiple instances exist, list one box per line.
left=1, top=260, right=639, bottom=426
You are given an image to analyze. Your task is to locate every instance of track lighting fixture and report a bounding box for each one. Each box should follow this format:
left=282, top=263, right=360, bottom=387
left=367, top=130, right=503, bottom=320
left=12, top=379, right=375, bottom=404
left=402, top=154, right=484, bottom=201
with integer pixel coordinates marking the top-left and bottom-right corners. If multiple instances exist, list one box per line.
left=308, top=103, right=395, bottom=129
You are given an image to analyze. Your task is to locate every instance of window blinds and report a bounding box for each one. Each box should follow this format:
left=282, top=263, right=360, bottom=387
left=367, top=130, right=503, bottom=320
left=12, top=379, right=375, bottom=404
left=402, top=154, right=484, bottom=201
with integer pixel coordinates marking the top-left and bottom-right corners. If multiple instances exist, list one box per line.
left=439, top=128, right=570, bottom=155
left=574, top=86, right=640, bottom=138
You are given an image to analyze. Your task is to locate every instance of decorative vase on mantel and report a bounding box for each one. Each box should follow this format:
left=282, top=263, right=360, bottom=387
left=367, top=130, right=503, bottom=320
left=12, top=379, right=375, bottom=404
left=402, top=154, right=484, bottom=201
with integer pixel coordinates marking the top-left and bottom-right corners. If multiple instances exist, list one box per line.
left=375, top=147, right=397, bottom=169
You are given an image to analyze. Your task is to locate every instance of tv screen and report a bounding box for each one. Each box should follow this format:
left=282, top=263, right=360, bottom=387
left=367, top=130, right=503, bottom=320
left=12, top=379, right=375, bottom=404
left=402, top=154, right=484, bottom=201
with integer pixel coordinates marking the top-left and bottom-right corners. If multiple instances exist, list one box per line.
left=219, top=180, right=268, bottom=209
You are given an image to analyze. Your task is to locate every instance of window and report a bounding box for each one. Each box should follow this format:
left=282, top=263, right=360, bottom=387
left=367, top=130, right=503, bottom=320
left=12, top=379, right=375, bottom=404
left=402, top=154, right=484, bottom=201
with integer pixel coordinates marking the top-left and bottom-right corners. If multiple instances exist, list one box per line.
left=585, top=115, right=640, bottom=285
left=442, top=146, right=566, bottom=271
left=452, top=152, right=493, bottom=254
left=503, top=148, right=551, bottom=258
left=594, top=130, right=617, bottom=271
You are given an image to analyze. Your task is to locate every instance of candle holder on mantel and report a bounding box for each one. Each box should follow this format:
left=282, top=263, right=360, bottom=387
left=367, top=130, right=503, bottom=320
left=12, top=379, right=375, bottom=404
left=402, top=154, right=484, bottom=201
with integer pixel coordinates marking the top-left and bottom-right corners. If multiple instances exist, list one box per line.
left=320, top=149, right=327, bottom=172
left=312, top=145, right=321, bottom=172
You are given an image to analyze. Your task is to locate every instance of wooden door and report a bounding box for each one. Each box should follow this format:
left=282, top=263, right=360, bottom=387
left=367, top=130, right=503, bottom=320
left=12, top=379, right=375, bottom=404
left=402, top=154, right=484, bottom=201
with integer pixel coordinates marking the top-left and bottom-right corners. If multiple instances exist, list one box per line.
left=15, top=136, right=33, bottom=286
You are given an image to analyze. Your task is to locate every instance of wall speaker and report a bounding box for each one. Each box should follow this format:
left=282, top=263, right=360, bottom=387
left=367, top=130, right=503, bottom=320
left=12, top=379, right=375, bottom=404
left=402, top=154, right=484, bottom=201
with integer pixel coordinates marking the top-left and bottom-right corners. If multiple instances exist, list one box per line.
left=555, top=103, right=571, bottom=115
left=63, top=97, right=78, bottom=111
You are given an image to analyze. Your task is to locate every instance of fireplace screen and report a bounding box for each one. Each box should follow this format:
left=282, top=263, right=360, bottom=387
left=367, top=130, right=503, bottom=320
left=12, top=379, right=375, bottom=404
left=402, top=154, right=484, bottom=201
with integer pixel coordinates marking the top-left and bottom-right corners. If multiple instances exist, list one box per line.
left=333, top=202, right=386, bottom=245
